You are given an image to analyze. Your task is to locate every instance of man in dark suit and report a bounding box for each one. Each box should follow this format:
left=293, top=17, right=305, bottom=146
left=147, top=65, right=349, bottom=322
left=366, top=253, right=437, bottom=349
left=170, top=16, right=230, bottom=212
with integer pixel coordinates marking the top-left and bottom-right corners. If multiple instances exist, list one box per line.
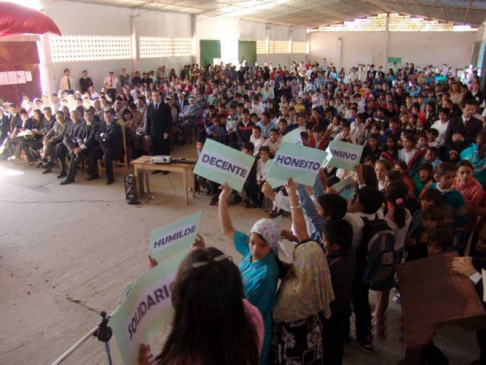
left=0, top=106, right=9, bottom=146
left=1, top=105, right=28, bottom=159
left=174, top=92, right=186, bottom=113
left=79, top=70, right=94, bottom=94
left=444, top=99, right=483, bottom=155
left=146, top=89, right=172, bottom=158
left=47, top=110, right=84, bottom=177
left=61, top=109, right=100, bottom=185
left=88, top=108, right=122, bottom=185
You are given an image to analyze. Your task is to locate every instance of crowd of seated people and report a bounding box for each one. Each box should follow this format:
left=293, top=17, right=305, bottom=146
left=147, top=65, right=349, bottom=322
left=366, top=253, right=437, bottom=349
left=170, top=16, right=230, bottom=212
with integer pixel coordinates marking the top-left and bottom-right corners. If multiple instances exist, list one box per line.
left=2, top=60, right=486, bottom=364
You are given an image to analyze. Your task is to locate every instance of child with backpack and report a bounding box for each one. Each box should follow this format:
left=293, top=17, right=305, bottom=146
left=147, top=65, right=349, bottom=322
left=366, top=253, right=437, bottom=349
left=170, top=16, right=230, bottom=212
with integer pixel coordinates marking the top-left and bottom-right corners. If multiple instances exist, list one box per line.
left=373, top=181, right=411, bottom=339
left=345, top=186, right=387, bottom=352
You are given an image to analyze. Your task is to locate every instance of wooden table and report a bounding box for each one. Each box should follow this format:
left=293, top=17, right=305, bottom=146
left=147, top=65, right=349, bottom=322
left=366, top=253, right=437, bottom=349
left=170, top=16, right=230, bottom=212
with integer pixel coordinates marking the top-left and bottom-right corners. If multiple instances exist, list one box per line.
left=131, top=156, right=196, bottom=205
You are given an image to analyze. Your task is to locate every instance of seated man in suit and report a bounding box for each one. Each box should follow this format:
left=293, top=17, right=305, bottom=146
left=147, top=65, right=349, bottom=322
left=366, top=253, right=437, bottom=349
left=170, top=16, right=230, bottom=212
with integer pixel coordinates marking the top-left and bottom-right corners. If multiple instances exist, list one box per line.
left=61, top=109, right=100, bottom=185
left=88, top=108, right=122, bottom=185
left=444, top=99, right=483, bottom=156
left=1, top=106, right=28, bottom=159
left=0, top=106, right=9, bottom=147
left=45, top=109, right=84, bottom=176
left=179, top=96, right=201, bottom=143
left=41, top=111, right=68, bottom=168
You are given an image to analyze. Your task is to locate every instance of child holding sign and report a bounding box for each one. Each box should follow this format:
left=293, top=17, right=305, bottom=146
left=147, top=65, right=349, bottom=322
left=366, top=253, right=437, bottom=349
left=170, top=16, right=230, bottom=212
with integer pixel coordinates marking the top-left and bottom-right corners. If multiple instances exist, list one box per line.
left=219, top=184, right=282, bottom=365
left=271, top=179, right=334, bottom=365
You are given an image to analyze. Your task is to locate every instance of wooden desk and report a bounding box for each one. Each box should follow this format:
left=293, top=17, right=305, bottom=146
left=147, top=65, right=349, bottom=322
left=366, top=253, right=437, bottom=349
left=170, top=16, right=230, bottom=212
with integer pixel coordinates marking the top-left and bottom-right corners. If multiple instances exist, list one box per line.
left=131, top=156, right=196, bottom=205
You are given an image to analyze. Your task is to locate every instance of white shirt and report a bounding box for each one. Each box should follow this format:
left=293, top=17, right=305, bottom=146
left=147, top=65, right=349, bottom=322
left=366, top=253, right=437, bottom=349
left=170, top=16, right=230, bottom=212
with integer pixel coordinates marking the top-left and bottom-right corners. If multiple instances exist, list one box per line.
left=349, top=122, right=366, bottom=144
left=430, top=119, right=449, bottom=146
left=257, top=159, right=268, bottom=180
left=344, top=210, right=385, bottom=249
left=334, top=131, right=352, bottom=143
left=312, top=94, right=323, bottom=107
left=104, top=75, right=119, bottom=89
left=226, top=117, right=239, bottom=132
left=251, top=103, right=265, bottom=116
left=262, top=138, right=282, bottom=153
left=386, top=211, right=412, bottom=251
left=326, top=123, right=341, bottom=138
left=59, top=75, right=74, bottom=91
left=250, top=135, right=264, bottom=156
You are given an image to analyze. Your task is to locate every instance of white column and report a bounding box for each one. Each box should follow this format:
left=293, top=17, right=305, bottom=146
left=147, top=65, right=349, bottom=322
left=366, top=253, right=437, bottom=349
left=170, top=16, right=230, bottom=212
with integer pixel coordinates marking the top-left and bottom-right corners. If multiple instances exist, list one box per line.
left=37, top=34, right=54, bottom=96
left=130, top=12, right=138, bottom=75
left=191, top=15, right=197, bottom=65
left=384, top=13, right=390, bottom=70
left=265, top=25, right=270, bottom=66
left=289, top=29, right=293, bottom=68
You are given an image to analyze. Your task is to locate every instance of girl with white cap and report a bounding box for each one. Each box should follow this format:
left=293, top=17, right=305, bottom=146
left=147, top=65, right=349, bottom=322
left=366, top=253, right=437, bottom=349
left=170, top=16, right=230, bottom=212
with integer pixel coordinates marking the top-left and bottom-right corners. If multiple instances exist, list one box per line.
left=219, top=184, right=284, bottom=365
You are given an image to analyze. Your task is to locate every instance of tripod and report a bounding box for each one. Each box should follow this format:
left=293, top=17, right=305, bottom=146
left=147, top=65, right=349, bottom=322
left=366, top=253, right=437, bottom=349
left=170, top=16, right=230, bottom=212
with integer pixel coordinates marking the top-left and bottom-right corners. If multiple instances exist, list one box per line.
left=94, top=311, right=113, bottom=365
left=52, top=311, right=113, bottom=365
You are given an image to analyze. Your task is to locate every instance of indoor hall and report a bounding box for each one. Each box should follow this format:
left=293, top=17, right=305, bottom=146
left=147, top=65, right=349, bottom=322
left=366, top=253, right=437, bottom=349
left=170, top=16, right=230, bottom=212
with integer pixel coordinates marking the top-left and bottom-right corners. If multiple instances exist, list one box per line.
left=1, top=1, right=486, bottom=364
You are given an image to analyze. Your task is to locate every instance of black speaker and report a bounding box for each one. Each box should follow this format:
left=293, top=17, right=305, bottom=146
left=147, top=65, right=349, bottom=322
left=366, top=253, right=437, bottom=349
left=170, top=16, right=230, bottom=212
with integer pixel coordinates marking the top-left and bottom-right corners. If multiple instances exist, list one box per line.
left=124, top=174, right=136, bottom=200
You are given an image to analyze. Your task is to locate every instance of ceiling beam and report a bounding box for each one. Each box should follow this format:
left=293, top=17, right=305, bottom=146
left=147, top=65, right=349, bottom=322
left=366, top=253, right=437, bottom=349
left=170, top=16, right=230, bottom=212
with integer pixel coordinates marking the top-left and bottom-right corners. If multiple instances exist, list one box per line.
left=360, top=0, right=394, bottom=14
left=252, top=0, right=341, bottom=20
left=464, top=0, right=473, bottom=24
left=435, top=0, right=448, bottom=22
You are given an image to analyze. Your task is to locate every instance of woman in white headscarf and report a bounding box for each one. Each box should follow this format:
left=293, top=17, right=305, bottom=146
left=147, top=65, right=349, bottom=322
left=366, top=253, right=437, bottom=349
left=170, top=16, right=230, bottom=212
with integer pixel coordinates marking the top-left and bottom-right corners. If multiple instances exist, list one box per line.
left=219, top=185, right=284, bottom=365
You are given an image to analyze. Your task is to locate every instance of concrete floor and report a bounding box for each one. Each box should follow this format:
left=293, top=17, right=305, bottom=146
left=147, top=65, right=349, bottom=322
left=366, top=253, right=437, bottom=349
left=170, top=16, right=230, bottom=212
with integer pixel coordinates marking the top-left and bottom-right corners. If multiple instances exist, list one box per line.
left=0, top=143, right=480, bottom=365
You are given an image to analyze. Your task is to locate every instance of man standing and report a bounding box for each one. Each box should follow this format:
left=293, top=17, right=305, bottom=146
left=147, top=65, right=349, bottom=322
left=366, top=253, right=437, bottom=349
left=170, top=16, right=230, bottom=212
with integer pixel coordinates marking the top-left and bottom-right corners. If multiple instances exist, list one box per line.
left=59, top=69, right=74, bottom=94
left=146, top=90, right=172, bottom=162
left=61, top=109, right=100, bottom=185
left=119, top=68, right=130, bottom=88
left=132, top=71, right=142, bottom=87
left=79, top=70, right=93, bottom=94
left=104, top=71, right=119, bottom=101
left=89, top=108, right=122, bottom=185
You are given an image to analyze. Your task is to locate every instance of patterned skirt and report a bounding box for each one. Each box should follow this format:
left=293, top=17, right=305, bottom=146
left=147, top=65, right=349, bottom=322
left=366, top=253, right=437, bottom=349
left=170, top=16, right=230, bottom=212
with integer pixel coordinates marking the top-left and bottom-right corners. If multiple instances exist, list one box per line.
left=269, top=313, right=324, bottom=365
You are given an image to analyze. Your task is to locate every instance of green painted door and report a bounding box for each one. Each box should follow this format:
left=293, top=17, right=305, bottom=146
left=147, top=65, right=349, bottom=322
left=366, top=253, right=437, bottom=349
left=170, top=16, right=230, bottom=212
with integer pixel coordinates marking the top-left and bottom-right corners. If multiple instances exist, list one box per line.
left=200, top=40, right=221, bottom=67
left=238, top=40, right=257, bottom=67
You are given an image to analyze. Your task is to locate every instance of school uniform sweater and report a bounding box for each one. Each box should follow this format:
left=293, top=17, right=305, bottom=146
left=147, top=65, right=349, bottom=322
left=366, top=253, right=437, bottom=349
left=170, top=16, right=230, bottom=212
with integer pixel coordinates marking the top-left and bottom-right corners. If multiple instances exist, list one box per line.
left=427, top=183, right=468, bottom=228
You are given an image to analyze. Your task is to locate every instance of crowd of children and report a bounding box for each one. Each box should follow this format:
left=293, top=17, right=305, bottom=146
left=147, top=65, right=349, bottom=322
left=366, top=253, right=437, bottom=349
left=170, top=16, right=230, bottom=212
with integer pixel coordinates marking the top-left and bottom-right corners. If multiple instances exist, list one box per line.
left=2, top=60, right=486, bottom=364
left=187, top=62, right=486, bottom=364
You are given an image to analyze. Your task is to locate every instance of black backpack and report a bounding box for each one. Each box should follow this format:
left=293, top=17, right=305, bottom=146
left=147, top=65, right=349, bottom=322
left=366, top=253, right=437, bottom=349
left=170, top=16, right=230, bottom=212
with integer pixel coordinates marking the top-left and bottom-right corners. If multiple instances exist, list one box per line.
left=358, top=215, right=396, bottom=289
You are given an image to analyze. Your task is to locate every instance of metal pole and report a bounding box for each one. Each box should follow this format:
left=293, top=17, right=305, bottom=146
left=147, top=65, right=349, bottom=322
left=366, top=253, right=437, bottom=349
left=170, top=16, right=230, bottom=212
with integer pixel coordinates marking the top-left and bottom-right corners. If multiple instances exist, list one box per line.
left=51, top=312, right=113, bottom=365
left=104, top=342, right=113, bottom=365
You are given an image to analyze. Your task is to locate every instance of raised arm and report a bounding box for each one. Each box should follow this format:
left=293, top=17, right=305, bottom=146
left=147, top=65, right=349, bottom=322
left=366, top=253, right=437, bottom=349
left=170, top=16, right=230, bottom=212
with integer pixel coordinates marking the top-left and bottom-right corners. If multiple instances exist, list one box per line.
left=218, top=184, right=236, bottom=240
left=285, top=179, right=310, bottom=241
